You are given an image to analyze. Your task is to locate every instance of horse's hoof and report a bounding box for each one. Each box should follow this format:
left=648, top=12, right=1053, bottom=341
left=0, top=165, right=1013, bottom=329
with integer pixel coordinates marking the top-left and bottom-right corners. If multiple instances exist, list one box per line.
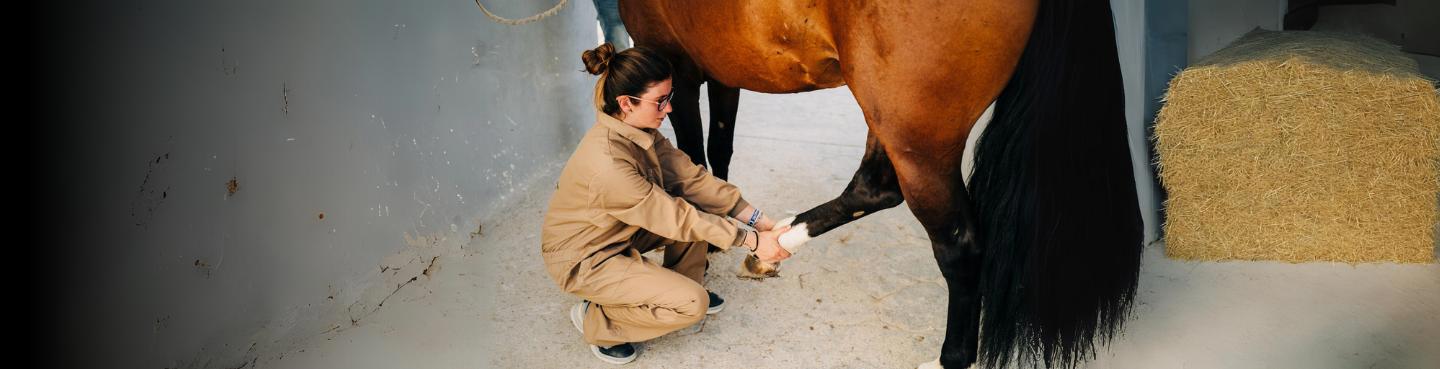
left=737, top=253, right=780, bottom=279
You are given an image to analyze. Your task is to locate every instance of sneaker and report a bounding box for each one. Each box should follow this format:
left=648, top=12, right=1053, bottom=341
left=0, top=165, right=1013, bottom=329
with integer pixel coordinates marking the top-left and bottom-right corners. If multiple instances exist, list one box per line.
left=570, top=300, right=638, bottom=365
left=706, top=291, right=725, bottom=315
left=592, top=343, right=637, bottom=365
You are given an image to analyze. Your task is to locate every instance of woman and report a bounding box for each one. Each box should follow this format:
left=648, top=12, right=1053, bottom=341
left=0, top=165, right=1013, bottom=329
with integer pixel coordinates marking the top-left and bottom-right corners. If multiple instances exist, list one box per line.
left=540, top=43, right=792, bottom=365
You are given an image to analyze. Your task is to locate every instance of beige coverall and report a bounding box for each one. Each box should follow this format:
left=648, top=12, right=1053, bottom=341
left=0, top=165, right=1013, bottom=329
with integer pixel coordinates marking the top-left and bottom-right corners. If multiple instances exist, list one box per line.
left=541, top=89, right=751, bottom=347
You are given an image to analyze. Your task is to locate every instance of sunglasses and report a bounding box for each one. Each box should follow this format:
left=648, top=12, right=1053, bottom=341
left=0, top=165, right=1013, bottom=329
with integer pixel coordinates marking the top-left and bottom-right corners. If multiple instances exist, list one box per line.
left=622, top=90, right=675, bottom=112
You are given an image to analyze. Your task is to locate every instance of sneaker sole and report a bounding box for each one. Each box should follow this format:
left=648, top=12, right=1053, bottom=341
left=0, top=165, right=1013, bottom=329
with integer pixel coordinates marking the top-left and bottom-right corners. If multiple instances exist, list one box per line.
left=706, top=303, right=724, bottom=315
left=591, top=345, right=637, bottom=365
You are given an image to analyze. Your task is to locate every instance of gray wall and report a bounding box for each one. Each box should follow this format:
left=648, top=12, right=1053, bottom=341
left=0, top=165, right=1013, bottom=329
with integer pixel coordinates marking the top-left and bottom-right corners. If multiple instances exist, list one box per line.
left=39, top=1, right=599, bottom=368
left=1189, top=0, right=1286, bottom=62
left=1144, top=0, right=1190, bottom=244
left=1111, top=0, right=1166, bottom=245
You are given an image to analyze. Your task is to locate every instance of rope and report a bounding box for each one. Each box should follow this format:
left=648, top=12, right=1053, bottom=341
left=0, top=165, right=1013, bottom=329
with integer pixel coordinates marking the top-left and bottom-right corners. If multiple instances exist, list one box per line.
left=474, top=0, right=569, bottom=26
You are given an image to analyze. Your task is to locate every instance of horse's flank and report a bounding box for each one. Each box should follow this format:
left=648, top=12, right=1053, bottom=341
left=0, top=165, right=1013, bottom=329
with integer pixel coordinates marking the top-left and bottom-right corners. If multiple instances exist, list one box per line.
left=621, top=0, right=845, bottom=93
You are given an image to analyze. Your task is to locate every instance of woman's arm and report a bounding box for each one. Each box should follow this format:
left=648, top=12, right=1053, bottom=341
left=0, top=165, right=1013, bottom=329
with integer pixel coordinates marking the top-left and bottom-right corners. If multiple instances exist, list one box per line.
left=732, top=204, right=778, bottom=232
left=652, top=134, right=750, bottom=216
left=652, top=134, right=783, bottom=230
left=593, top=159, right=743, bottom=250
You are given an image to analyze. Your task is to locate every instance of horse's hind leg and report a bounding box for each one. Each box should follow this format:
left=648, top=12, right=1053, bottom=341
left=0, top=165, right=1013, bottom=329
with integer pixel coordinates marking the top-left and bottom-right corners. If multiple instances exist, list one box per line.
left=896, top=156, right=981, bottom=369
left=705, top=80, right=740, bottom=180
left=826, top=1, right=1032, bottom=364
left=869, top=116, right=983, bottom=369
left=838, top=42, right=1013, bottom=369
left=739, top=131, right=904, bottom=277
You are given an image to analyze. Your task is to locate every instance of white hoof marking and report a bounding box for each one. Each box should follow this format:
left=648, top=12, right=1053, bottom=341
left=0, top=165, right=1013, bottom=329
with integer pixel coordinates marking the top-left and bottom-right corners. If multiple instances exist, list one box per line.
left=775, top=216, right=795, bottom=228
left=777, top=222, right=811, bottom=253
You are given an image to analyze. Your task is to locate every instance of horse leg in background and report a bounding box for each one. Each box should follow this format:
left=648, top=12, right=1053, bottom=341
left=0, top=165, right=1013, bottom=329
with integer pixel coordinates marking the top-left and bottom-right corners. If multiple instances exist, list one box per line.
left=738, top=132, right=904, bottom=278
left=666, top=59, right=708, bottom=167
left=704, top=80, right=740, bottom=180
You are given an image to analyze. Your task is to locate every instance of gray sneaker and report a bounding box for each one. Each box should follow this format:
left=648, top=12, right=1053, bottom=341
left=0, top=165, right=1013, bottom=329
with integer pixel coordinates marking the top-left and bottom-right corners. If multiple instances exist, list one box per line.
left=570, top=300, right=637, bottom=365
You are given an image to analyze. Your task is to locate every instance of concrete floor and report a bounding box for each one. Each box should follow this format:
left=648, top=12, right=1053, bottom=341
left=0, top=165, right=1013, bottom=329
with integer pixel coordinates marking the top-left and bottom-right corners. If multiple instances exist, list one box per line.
left=252, top=88, right=1439, bottom=369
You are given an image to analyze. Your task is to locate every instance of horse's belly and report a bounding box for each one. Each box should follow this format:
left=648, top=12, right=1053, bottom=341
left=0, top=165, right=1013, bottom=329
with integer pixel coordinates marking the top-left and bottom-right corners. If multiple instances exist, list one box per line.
left=667, top=0, right=846, bottom=93
left=702, top=45, right=845, bottom=94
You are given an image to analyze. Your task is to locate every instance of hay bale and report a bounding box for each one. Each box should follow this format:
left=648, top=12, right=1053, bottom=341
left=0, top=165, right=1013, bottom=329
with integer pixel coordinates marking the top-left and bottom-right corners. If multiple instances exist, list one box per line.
left=1154, top=29, right=1440, bottom=263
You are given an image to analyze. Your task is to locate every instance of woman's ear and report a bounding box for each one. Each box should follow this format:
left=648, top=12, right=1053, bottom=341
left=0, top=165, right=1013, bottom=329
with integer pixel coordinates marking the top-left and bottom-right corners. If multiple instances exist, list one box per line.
left=616, top=96, right=631, bottom=113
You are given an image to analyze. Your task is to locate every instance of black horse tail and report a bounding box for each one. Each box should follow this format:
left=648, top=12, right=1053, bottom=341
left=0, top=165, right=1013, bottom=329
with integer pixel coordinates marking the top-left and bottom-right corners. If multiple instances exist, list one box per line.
left=967, top=0, right=1143, bottom=368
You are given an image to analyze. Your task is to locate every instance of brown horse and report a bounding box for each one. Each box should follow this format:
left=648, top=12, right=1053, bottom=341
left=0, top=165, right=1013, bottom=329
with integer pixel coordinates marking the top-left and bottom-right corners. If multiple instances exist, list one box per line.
left=621, top=1, right=1143, bottom=368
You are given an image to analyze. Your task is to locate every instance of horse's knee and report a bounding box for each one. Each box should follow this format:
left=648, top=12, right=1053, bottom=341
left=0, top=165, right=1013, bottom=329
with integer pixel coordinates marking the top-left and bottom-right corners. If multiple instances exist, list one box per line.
left=955, top=227, right=978, bottom=255
left=869, top=190, right=904, bottom=210
left=933, top=228, right=980, bottom=273
left=846, top=163, right=902, bottom=210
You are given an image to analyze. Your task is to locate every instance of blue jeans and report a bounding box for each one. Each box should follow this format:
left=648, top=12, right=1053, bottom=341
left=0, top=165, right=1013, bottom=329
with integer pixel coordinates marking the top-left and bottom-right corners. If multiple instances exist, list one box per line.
left=594, top=0, right=630, bottom=49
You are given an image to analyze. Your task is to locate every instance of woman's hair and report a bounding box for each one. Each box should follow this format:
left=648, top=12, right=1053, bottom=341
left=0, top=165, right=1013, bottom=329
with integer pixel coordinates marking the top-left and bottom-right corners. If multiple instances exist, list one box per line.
left=582, top=43, right=673, bottom=115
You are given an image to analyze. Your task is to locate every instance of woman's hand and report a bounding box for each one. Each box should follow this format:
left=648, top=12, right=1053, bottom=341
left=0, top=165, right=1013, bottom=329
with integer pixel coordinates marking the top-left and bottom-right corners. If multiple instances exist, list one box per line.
left=754, top=226, right=792, bottom=264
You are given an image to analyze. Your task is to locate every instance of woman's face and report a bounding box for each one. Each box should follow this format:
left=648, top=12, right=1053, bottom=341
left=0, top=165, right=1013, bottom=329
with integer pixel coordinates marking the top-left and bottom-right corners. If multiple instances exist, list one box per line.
left=617, top=78, right=674, bottom=130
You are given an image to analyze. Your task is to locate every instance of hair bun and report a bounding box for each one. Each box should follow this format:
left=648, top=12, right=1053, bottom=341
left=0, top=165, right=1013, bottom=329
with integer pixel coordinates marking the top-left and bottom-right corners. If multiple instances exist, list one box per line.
left=581, top=43, right=617, bottom=75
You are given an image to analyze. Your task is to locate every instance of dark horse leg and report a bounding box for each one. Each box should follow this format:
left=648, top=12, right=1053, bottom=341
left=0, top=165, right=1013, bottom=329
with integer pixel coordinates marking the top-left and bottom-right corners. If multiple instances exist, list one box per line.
left=867, top=110, right=985, bottom=369
left=704, top=80, right=740, bottom=180
left=739, top=131, right=905, bottom=277
left=892, top=152, right=981, bottom=369
left=667, top=59, right=708, bottom=169
left=667, top=73, right=742, bottom=180
left=663, top=59, right=740, bottom=180
left=782, top=132, right=903, bottom=234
